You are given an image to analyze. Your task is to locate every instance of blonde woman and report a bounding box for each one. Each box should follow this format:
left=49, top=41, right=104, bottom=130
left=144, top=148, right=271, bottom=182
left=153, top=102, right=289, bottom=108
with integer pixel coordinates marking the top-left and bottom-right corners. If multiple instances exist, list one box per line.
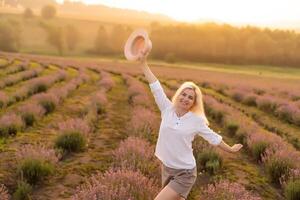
left=137, top=50, right=243, bottom=200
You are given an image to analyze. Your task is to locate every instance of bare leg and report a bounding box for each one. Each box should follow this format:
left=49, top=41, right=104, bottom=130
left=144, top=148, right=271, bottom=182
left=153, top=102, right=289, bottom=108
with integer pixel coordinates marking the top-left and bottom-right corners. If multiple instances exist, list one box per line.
left=154, top=185, right=183, bottom=200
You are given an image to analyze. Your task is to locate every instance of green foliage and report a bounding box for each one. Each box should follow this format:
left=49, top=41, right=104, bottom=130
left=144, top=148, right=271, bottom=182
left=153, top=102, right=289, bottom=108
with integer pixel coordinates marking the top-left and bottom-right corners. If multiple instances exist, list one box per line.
left=39, top=100, right=56, bottom=114
left=29, top=83, right=48, bottom=95
left=54, top=131, right=86, bottom=153
left=242, top=95, right=257, bottom=106
left=236, top=130, right=248, bottom=146
left=151, top=23, right=300, bottom=67
left=109, top=24, right=132, bottom=53
left=95, top=102, right=106, bottom=115
left=0, top=21, right=21, bottom=52
left=40, top=23, right=64, bottom=55
left=266, top=158, right=291, bottom=185
left=196, top=149, right=222, bottom=175
left=65, top=25, right=80, bottom=51
left=21, top=113, right=35, bottom=127
left=225, top=121, right=239, bottom=136
left=0, top=123, right=21, bottom=136
left=0, top=101, right=5, bottom=109
left=19, top=159, right=54, bottom=184
left=13, top=181, right=32, bottom=200
left=210, top=110, right=224, bottom=124
left=94, top=25, right=110, bottom=54
left=251, top=141, right=269, bottom=162
left=205, top=159, right=221, bottom=175
left=285, top=179, right=300, bottom=200
left=257, top=99, right=277, bottom=113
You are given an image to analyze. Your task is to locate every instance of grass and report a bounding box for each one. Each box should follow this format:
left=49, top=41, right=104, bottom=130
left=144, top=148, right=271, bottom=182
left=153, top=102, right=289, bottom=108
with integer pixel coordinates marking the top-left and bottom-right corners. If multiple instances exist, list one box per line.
left=149, top=59, right=300, bottom=80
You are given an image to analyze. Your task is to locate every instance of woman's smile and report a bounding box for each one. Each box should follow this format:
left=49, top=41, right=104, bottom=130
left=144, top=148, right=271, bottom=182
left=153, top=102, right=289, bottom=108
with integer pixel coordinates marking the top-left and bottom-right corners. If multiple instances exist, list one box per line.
left=177, top=88, right=195, bottom=110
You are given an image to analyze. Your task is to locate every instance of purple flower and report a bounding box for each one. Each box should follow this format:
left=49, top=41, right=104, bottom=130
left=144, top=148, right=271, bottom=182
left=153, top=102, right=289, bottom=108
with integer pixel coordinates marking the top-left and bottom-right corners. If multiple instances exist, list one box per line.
left=201, top=180, right=262, bottom=200
left=72, top=168, right=159, bottom=200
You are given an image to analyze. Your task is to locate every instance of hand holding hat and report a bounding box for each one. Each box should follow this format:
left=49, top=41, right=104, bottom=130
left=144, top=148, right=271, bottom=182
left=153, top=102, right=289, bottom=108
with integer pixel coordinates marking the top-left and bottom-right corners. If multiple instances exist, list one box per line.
left=124, top=29, right=152, bottom=62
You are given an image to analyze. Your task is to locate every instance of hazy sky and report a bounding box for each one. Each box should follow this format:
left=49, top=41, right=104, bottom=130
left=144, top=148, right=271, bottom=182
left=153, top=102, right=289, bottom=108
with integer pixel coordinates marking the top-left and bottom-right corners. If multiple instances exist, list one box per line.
left=57, top=0, right=300, bottom=26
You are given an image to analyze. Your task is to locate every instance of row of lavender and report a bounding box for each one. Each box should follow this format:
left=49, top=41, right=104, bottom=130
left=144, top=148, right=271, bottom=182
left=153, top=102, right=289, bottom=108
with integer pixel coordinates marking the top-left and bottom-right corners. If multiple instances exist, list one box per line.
left=0, top=67, right=80, bottom=137
left=0, top=59, right=29, bottom=75
left=72, top=73, right=161, bottom=199
left=0, top=57, right=69, bottom=108
left=203, top=92, right=299, bottom=199
left=0, top=67, right=113, bottom=199
left=202, top=81, right=300, bottom=128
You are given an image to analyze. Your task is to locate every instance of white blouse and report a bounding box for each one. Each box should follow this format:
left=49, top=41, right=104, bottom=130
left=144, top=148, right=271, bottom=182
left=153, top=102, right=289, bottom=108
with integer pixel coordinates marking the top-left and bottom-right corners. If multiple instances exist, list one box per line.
left=149, top=80, right=222, bottom=169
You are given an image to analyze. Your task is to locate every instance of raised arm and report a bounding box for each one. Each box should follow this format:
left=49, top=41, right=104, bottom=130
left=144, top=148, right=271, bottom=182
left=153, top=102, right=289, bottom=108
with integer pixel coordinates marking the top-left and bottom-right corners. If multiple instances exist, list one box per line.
left=137, top=50, right=172, bottom=112
left=138, top=50, right=157, bottom=84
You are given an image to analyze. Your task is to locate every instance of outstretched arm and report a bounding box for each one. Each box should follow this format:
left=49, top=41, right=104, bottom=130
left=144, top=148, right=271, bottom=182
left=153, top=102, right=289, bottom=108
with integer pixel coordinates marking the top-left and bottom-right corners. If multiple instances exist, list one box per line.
left=138, top=50, right=157, bottom=84
left=217, top=140, right=243, bottom=153
left=197, top=118, right=243, bottom=153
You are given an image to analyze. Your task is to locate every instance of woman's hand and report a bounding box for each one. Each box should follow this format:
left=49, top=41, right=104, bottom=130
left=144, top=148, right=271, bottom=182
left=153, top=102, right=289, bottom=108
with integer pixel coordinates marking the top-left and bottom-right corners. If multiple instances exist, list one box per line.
left=137, top=49, right=149, bottom=63
left=218, top=141, right=243, bottom=153
left=230, top=144, right=243, bottom=152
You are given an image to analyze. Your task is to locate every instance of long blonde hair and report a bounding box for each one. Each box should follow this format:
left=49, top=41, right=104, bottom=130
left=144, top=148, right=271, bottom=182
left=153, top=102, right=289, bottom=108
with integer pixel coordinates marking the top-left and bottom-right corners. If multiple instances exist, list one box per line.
left=171, top=81, right=209, bottom=125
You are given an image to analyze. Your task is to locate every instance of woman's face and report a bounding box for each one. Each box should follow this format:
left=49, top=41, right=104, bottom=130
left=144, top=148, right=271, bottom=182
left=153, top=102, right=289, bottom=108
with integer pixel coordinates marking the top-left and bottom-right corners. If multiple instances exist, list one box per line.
left=176, top=88, right=196, bottom=111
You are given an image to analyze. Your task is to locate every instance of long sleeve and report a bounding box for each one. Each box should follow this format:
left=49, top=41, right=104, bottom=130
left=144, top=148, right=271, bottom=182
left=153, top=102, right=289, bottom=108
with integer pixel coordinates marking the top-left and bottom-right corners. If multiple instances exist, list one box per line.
left=149, top=80, right=172, bottom=113
left=196, top=117, right=222, bottom=146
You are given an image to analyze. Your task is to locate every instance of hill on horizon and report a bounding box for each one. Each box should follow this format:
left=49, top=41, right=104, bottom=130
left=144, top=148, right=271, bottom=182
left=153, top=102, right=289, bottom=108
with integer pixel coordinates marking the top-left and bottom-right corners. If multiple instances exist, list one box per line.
left=1, top=0, right=176, bottom=26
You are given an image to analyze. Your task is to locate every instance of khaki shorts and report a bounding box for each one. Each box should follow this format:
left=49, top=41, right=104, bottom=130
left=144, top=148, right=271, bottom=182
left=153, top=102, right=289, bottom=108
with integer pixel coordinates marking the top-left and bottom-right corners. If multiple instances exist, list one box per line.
left=161, top=164, right=197, bottom=199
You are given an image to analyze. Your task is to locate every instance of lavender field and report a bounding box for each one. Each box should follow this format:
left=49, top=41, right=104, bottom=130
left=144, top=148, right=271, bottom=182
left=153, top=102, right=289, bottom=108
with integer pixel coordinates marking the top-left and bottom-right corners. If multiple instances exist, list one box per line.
left=0, top=52, right=299, bottom=200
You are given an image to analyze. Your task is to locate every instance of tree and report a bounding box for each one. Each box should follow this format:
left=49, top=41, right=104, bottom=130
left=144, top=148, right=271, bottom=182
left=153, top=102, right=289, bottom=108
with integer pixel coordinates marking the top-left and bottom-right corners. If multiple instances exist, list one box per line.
left=0, top=21, right=21, bottom=52
left=94, top=25, right=110, bottom=54
left=23, top=7, right=34, bottom=18
left=41, top=5, right=56, bottom=19
left=41, top=24, right=64, bottom=55
left=109, top=24, right=131, bottom=54
left=65, top=25, right=80, bottom=51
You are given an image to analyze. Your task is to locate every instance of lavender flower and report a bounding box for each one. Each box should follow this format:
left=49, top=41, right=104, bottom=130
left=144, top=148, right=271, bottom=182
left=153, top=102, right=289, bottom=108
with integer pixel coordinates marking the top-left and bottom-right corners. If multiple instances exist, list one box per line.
left=16, top=144, right=60, bottom=164
left=201, top=180, right=262, bottom=200
left=72, top=168, right=159, bottom=200
left=112, top=137, right=160, bottom=181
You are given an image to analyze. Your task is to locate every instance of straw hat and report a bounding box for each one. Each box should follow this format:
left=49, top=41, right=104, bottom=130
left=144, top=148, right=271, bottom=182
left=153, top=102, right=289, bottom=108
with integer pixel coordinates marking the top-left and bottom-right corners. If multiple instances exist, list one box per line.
left=124, top=29, right=152, bottom=61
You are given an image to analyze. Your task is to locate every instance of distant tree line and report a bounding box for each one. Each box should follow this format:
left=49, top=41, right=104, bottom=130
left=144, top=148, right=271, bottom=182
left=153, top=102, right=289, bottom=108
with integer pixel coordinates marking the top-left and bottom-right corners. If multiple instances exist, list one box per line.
left=92, top=25, right=132, bottom=55
left=1, top=9, right=300, bottom=67
left=148, top=23, right=300, bottom=67
left=92, top=23, right=300, bottom=67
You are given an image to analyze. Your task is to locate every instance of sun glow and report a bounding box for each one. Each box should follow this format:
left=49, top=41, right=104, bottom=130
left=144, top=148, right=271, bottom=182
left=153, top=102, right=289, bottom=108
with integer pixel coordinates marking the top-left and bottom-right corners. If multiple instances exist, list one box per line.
left=58, top=0, right=299, bottom=26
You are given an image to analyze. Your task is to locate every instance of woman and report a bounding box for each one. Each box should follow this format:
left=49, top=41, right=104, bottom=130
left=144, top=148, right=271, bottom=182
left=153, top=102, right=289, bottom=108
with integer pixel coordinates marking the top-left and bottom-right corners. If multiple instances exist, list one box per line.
left=137, top=49, right=243, bottom=200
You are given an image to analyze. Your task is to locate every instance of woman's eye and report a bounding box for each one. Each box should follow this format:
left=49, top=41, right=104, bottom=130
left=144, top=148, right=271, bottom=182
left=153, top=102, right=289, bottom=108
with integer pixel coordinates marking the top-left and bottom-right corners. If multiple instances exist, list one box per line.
left=188, top=96, right=194, bottom=100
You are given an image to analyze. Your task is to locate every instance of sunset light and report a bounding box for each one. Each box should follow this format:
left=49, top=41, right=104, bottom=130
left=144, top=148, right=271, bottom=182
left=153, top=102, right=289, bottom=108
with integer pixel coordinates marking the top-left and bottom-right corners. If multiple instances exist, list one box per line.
left=57, top=0, right=300, bottom=26
left=1, top=0, right=300, bottom=199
